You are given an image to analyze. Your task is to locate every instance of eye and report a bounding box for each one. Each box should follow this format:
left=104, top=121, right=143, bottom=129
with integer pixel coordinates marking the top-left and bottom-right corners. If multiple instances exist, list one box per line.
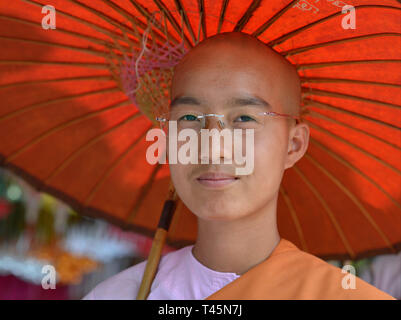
left=234, top=115, right=256, bottom=122
left=178, top=114, right=199, bottom=121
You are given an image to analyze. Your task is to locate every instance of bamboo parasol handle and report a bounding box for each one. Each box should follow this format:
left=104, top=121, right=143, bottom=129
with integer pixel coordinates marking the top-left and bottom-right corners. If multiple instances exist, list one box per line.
left=136, top=180, right=177, bottom=300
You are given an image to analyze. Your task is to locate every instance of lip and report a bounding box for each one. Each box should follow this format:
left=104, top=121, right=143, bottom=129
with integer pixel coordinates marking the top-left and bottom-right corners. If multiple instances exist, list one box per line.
left=196, top=172, right=239, bottom=189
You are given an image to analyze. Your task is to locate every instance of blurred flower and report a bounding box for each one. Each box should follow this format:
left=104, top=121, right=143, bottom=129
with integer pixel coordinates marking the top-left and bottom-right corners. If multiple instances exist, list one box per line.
left=0, top=198, right=11, bottom=219
left=0, top=254, right=45, bottom=284
left=62, top=221, right=138, bottom=263
left=6, top=184, right=22, bottom=201
left=56, top=252, right=99, bottom=285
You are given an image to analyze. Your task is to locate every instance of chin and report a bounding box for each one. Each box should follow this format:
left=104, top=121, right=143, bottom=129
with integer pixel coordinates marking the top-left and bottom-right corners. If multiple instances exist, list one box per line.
left=194, top=202, right=246, bottom=221
left=197, top=211, right=239, bottom=222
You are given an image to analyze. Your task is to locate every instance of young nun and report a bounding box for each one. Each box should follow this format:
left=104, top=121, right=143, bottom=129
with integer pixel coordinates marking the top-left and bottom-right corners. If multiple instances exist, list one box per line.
left=83, top=32, right=395, bottom=300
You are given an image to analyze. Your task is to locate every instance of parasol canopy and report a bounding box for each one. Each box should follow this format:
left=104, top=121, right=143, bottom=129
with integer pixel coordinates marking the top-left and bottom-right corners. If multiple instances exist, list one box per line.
left=0, top=0, right=400, bottom=261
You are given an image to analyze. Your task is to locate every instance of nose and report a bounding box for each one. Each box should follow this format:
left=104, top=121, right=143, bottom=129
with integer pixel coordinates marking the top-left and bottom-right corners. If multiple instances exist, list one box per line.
left=199, top=115, right=232, bottom=164
left=202, top=115, right=225, bottom=131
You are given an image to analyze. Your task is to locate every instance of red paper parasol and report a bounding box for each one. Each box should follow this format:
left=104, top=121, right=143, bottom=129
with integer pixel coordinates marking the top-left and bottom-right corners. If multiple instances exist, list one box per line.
left=0, top=0, right=400, bottom=267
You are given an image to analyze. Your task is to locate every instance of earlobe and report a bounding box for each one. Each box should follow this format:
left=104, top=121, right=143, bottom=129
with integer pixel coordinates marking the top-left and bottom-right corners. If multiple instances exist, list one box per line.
left=288, top=141, right=295, bottom=154
left=284, top=145, right=294, bottom=170
left=286, top=124, right=310, bottom=169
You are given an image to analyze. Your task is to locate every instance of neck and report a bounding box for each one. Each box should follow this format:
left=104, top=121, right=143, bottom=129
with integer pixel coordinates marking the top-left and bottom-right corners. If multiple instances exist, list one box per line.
left=191, top=196, right=281, bottom=276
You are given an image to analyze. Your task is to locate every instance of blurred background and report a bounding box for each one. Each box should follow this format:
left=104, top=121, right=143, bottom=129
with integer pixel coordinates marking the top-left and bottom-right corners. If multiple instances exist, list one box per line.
left=0, top=167, right=176, bottom=300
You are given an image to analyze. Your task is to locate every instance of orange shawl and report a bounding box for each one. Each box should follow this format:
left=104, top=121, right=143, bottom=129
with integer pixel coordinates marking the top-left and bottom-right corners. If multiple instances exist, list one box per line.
left=205, top=238, right=395, bottom=300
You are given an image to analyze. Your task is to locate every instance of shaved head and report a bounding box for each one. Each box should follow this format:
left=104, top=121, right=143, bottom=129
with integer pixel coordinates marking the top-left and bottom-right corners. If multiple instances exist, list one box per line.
left=171, top=31, right=301, bottom=128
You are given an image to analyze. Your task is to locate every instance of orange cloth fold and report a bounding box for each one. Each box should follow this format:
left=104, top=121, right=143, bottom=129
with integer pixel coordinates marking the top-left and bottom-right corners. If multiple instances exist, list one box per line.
left=205, top=238, right=396, bottom=300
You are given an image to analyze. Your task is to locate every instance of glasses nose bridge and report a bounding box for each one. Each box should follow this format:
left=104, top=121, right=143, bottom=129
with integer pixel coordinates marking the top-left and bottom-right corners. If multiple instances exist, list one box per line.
left=200, top=113, right=226, bottom=131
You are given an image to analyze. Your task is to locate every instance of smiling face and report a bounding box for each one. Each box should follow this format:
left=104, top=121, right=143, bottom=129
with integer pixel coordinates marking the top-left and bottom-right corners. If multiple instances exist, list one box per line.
left=168, top=32, right=308, bottom=222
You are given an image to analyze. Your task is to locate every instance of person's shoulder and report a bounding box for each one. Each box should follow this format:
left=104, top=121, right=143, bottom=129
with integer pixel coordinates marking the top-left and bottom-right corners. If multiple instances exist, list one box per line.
left=82, top=259, right=148, bottom=300
left=82, top=245, right=192, bottom=300
left=282, top=243, right=396, bottom=300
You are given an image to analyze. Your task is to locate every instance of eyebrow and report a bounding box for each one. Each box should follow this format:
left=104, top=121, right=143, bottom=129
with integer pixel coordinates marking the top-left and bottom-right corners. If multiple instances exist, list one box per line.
left=230, top=96, right=272, bottom=109
left=170, top=96, right=201, bottom=108
left=169, top=95, right=272, bottom=109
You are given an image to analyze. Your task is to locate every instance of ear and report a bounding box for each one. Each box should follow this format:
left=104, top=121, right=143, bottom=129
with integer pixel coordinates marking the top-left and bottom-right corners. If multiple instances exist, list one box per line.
left=284, top=122, right=310, bottom=170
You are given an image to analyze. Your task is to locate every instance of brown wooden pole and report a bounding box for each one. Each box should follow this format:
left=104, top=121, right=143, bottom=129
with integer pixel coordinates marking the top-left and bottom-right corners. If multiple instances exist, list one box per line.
left=136, top=180, right=177, bottom=300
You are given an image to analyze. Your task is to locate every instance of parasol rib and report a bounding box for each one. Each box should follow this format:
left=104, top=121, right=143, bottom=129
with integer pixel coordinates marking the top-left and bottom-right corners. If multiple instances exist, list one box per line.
left=304, top=153, right=396, bottom=253
left=0, top=14, right=121, bottom=48
left=197, top=0, right=207, bottom=40
left=301, top=77, right=401, bottom=89
left=292, top=164, right=356, bottom=259
left=305, top=108, right=401, bottom=153
left=268, top=5, right=401, bottom=47
left=0, top=86, right=119, bottom=123
left=173, top=0, right=197, bottom=45
left=0, top=75, right=114, bottom=90
left=303, top=99, right=401, bottom=148
left=279, top=186, right=309, bottom=252
left=309, top=137, right=401, bottom=211
left=297, top=59, right=401, bottom=70
left=283, top=33, right=401, bottom=57
left=22, top=0, right=135, bottom=46
left=304, top=119, right=401, bottom=177
left=42, top=112, right=147, bottom=187
left=82, top=124, right=153, bottom=206
left=302, top=87, right=401, bottom=110
left=0, top=35, right=120, bottom=58
left=0, top=60, right=110, bottom=69
left=3, top=100, right=131, bottom=164
left=152, top=0, right=193, bottom=47
left=127, top=0, right=184, bottom=46
left=252, top=0, right=299, bottom=37
left=233, top=0, right=262, bottom=32
left=70, top=0, right=139, bottom=50
left=102, top=0, right=181, bottom=47
left=126, top=163, right=164, bottom=222
left=217, top=0, right=229, bottom=34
